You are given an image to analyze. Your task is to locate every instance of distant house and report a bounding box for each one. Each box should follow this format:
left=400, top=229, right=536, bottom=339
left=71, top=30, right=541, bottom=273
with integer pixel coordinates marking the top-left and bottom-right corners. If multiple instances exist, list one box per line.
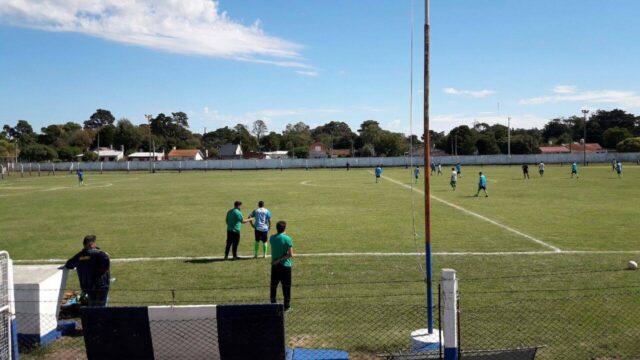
left=167, top=148, right=204, bottom=161
left=309, top=142, right=328, bottom=159
left=94, top=147, right=124, bottom=162
left=127, top=152, right=165, bottom=161
left=243, top=151, right=266, bottom=160
left=539, top=146, right=571, bottom=154
left=219, top=144, right=243, bottom=160
left=539, top=143, right=606, bottom=154
left=330, top=149, right=352, bottom=158
left=264, top=151, right=289, bottom=159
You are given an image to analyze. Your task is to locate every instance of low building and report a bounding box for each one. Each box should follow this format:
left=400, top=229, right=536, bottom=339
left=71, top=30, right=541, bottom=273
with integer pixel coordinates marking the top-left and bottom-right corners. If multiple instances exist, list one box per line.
left=243, top=151, right=266, bottom=160
left=539, top=146, right=571, bottom=154
left=219, top=144, right=243, bottom=160
left=309, top=142, right=328, bottom=159
left=264, top=151, right=289, bottom=159
left=167, top=149, right=204, bottom=161
left=330, top=149, right=352, bottom=158
left=94, top=148, right=124, bottom=162
left=127, top=152, right=165, bottom=161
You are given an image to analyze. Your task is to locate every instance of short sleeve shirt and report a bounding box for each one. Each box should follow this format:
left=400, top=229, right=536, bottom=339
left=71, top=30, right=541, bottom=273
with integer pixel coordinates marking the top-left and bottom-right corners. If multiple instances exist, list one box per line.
left=270, top=233, right=294, bottom=267
left=226, top=208, right=243, bottom=232
left=250, top=208, right=271, bottom=232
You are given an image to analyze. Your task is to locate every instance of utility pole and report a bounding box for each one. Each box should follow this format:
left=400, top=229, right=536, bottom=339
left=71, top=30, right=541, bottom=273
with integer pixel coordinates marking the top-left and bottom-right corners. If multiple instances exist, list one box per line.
left=423, top=0, right=434, bottom=334
left=507, top=117, right=511, bottom=158
left=581, top=109, right=589, bottom=166
left=145, top=114, right=153, bottom=173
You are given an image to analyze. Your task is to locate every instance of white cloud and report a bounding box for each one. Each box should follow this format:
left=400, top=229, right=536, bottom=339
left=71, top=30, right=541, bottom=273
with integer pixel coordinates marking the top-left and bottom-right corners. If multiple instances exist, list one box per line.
left=520, top=87, right=640, bottom=108
left=0, top=0, right=313, bottom=70
left=443, top=87, right=495, bottom=98
left=296, top=70, right=320, bottom=77
left=553, top=85, right=577, bottom=94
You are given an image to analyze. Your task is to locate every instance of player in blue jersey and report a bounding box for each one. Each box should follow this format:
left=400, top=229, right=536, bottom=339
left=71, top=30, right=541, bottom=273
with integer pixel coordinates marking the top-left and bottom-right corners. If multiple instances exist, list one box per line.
left=455, top=163, right=462, bottom=178
left=76, top=169, right=84, bottom=186
left=375, top=165, right=382, bottom=183
left=430, top=162, right=436, bottom=175
left=571, top=162, right=579, bottom=179
left=414, top=166, right=420, bottom=184
left=475, top=172, right=488, bottom=197
left=250, top=201, right=272, bottom=258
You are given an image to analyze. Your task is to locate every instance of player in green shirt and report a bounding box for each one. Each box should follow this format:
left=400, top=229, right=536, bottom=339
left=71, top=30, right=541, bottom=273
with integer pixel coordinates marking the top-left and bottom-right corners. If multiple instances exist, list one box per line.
left=270, top=221, right=294, bottom=311
left=225, top=201, right=253, bottom=260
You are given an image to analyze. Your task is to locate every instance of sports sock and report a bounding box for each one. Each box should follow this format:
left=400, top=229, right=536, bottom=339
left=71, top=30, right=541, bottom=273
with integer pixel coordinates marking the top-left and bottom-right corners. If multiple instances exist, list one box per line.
left=263, top=243, right=268, bottom=257
left=254, top=241, right=260, bottom=257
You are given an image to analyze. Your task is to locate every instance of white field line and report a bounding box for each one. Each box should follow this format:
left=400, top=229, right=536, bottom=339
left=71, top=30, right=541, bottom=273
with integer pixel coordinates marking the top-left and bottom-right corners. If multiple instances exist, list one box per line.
left=379, top=173, right=563, bottom=252
left=11, top=250, right=640, bottom=264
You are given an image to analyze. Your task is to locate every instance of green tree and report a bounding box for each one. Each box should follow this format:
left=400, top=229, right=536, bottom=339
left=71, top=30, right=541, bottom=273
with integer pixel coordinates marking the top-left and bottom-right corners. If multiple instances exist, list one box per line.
left=84, top=109, right=115, bottom=129
left=282, top=122, right=311, bottom=148
left=20, top=144, right=58, bottom=161
left=446, top=126, right=477, bottom=155
left=374, top=132, right=409, bottom=156
left=602, top=127, right=633, bottom=149
left=475, top=135, right=501, bottom=155
left=311, top=121, right=355, bottom=149
left=616, top=137, right=640, bottom=152
left=260, top=132, right=282, bottom=151
left=3, top=120, right=36, bottom=146
left=114, top=118, right=143, bottom=153
left=58, top=146, right=82, bottom=161
left=233, top=124, right=258, bottom=152
left=252, top=120, right=268, bottom=145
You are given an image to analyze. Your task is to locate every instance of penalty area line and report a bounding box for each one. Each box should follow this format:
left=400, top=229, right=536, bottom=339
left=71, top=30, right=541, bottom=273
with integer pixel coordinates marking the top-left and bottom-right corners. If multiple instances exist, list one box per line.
left=12, top=250, right=640, bottom=264
left=379, top=173, right=563, bottom=253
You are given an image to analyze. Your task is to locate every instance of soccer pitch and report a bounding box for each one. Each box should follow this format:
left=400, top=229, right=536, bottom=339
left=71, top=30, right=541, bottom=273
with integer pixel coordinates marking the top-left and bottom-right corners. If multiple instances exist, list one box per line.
left=2, top=164, right=640, bottom=359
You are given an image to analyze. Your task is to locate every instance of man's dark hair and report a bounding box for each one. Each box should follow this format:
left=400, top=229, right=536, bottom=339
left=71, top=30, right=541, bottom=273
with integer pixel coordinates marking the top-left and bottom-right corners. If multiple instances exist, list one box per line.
left=258, top=200, right=264, bottom=207
left=234, top=201, right=242, bottom=207
left=83, top=235, right=96, bottom=245
left=276, top=221, right=287, bottom=234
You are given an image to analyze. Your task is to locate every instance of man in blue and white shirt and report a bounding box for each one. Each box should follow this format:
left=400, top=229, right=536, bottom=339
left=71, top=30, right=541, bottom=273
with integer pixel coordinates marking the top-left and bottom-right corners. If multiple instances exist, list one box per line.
left=250, top=201, right=272, bottom=258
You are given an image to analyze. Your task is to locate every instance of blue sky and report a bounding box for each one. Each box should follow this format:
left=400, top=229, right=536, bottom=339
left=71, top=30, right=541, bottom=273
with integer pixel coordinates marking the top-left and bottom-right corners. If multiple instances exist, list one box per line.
left=1, top=0, right=639, bottom=135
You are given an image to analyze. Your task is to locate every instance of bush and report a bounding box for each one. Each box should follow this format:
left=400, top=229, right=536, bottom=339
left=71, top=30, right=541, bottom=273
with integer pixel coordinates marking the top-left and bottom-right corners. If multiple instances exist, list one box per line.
left=616, top=137, right=640, bottom=152
left=58, top=146, right=82, bottom=161
left=288, top=146, right=309, bottom=159
left=603, top=127, right=633, bottom=149
left=82, top=151, right=98, bottom=162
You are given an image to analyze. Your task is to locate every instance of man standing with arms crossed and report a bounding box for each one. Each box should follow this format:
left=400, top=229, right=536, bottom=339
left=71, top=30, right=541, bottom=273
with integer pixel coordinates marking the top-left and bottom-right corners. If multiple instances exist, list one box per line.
left=270, top=221, right=294, bottom=311
left=225, top=201, right=253, bottom=260
left=250, top=201, right=272, bottom=258
left=65, top=235, right=110, bottom=306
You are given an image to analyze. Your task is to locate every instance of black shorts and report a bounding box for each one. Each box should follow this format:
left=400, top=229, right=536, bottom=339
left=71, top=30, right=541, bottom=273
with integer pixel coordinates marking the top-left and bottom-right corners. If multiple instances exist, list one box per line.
left=571, top=170, right=577, bottom=174
left=478, top=185, right=487, bottom=190
left=254, top=230, right=268, bottom=242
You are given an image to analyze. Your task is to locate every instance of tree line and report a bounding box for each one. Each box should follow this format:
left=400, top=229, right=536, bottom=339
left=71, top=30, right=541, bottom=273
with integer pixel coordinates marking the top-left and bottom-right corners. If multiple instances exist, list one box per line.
left=2, top=108, right=640, bottom=162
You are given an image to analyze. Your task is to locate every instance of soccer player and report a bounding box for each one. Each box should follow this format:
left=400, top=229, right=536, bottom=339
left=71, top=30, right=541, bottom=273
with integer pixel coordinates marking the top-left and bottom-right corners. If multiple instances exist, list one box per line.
left=612, top=159, right=617, bottom=172
left=522, top=164, right=530, bottom=179
left=430, top=162, right=436, bottom=175
left=346, top=162, right=350, bottom=171
left=437, top=163, right=443, bottom=176
left=455, top=163, right=462, bottom=178
left=616, top=161, right=623, bottom=178
left=65, top=235, right=110, bottom=306
left=414, top=166, right=420, bottom=184
left=250, top=201, right=272, bottom=258
left=450, top=167, right=457, bottom=191
left=375, top=165, right=383, bottom=183
left=538, top=162, right=545, bottom=177
left=475, top=172, right=488, bottom=197
left=225, top=201, right=253, bottom=260
left=270, top=221, right=294, bottom=311
left=571, top=162, right=579, bottom=179
left=76, top=169, right=84, bottom=186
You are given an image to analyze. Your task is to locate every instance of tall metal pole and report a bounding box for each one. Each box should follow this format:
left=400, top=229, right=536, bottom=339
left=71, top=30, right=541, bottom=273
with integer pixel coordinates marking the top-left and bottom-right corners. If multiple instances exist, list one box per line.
left=423, top=0, right=434, bottom=334
left=507, top=117, right=511, bottom=158
left=145, top=114, right=153, bottom=173
left=581, top=109, right=589, bottom=166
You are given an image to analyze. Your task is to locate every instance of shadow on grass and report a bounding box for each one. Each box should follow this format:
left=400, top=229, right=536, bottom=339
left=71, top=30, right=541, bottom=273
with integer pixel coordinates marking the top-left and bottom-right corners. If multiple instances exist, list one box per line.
left=185, top=257, right=253, bottom=264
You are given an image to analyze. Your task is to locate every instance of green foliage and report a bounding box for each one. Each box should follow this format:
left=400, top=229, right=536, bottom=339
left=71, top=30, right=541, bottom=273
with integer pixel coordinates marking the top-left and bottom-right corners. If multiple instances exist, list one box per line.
left=358, top=143, right=376, bottom=157
left=114, top=118, right=143, bottom=152
left=475, top=135, right=501, bottom=155
left=602, top=127, right=632, bottom=149
left=84, top=109, right=115, bottom=129
left=260, top=131, right=282, bottom=151
left=20, top=144, right=57, bottom=161
left=57, top=146, right=82, bottom=161
left=82, top=151, right=98, bottom=162
left=290, top=146, right=309, bottom=159
left=616, top=137, right=640, bottom=152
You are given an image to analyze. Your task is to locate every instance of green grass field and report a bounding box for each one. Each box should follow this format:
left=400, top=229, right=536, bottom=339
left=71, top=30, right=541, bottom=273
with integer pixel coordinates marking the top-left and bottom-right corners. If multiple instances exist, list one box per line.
left=2, top=164, right=640, bottom=359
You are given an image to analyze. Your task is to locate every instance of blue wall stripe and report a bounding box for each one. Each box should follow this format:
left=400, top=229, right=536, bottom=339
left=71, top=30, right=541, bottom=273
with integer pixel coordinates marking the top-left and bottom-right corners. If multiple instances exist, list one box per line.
left=80, top=307, right=154, bottom=360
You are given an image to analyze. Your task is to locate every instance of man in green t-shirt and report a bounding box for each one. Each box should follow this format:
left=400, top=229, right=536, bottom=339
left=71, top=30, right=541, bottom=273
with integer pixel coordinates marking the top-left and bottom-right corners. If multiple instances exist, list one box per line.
left=270, top=221, right=294, bottom=311
left=225, top=201, right=253, bottom=260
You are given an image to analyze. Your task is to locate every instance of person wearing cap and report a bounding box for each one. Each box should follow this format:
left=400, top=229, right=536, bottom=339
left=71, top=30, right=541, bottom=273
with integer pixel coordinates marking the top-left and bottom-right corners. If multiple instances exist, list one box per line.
left=64, top=235, right=111, bottom=306
left=225, top=200, right=253, bottom=260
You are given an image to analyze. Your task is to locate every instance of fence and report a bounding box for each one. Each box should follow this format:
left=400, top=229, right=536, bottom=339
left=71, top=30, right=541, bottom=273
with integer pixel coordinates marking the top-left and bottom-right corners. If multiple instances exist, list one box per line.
left=1, top=152, right=640, bottom=176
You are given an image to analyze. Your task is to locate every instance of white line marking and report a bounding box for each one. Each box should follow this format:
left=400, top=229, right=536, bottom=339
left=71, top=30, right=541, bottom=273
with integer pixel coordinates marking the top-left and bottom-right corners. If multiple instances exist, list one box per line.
left=12, top=250, right=640, bottom=264
left=380, top=173, right=563, bottom=252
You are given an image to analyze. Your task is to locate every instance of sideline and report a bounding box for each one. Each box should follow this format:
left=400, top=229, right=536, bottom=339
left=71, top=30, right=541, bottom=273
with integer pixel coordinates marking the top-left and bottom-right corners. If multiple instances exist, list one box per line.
left=379, top=173, right=563, bottom=252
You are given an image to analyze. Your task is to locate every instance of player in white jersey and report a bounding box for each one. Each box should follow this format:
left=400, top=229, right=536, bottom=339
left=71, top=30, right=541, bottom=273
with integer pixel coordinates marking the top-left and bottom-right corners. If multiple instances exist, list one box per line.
left=250, top=201, right=272, bottom=258
left=538, top=162, right=545, bottom=177
left=450, top=168, right=457, bottom=191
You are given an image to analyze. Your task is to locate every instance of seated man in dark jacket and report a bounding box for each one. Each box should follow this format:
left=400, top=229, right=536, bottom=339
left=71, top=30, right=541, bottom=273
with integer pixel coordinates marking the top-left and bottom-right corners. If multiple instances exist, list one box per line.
left=65, top=235, right=111, bottom=306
